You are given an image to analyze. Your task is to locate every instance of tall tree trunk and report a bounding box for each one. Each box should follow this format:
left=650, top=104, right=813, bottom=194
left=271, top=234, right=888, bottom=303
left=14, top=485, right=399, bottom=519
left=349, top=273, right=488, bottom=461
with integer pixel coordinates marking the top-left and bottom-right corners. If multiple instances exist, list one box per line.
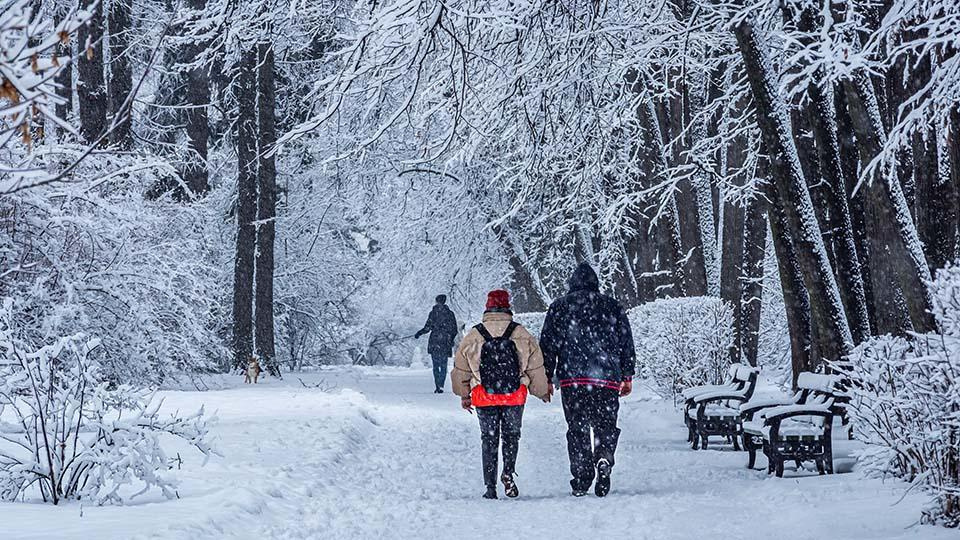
left=739, top=186, right=767, bottom=367
left=840, top=73, right=937, bottom=333
left=108, top=0, right=132, bottom=148
left=232, top=45, right=257, bottom=370
left=732, top=15, right=853, bottom=367
left=720, top=122, right=747, bottom=360
left=640, top=98, right=686, bottom=297
left=182, top=0, right=210, bottom=197
left=255, top=41, right=278, bottom=377
left=766, top=183, right=814, bottom=385
left=54, top=4, right=73, bottom=126
left=498, top=226, right=550, bottom=312
left=77, top=0, right=107, bottom=144
left=778, top=0, right=875, bottom=345
left=949, top=106, right=960, bottom=264
left=835, top=88, right=876, bottom=333
left=802, top=82, right=872, bottom=344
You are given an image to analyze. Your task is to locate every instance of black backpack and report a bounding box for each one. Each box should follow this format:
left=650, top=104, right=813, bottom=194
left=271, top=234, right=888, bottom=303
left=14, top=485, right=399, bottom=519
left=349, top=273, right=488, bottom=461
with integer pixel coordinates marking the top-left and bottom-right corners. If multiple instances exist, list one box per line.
left=475, top=322, right=522, bottom=394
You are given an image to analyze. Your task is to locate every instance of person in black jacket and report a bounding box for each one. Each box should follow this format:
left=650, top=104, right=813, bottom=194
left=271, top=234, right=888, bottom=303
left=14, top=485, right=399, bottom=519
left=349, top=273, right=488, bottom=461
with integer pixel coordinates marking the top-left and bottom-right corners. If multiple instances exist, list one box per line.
left=415, top=294, right=459, bottom=393
left=540, top=262, right=636, bottom=497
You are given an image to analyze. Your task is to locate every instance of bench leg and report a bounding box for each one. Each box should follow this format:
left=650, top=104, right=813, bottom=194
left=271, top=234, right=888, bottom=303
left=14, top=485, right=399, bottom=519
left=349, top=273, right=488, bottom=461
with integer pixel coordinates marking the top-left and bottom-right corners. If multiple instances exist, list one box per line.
left=816, top=459, right=825, bottom=475
left=732, top=434, right=742, bottom=451
left=701, top=434, right=709, bottom=450
left=747, top=448, right=756, bottom=469
left=687, top=425, right=695, bottom=443
left=774, top=459, right=784, bottom=478
left=692, top=431, right=700, bottom=450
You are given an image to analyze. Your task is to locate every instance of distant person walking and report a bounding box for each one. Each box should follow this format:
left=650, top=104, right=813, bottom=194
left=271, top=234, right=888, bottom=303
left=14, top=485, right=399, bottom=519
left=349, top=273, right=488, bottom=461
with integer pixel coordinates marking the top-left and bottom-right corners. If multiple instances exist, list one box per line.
left=451, top=289, right=550, bottom=499
left=540, top=263, right=636, bottom=497
left=415, top=294, right=459, bottom=393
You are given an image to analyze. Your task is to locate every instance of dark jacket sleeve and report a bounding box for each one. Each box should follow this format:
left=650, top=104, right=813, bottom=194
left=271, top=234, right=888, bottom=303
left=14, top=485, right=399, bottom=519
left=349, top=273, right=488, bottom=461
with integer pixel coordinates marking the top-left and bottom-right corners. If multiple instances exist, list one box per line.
left=540, top=304, right=562, bottom=380
left=416, top=308, right=436, bottom=337
left=617, top=306, right=636, bottom=379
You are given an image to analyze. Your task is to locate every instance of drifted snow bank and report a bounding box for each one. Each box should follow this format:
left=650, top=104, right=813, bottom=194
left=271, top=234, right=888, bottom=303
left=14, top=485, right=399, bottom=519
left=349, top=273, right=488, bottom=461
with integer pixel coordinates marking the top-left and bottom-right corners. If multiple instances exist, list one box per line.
left=0, top=376, right=380, bottom=539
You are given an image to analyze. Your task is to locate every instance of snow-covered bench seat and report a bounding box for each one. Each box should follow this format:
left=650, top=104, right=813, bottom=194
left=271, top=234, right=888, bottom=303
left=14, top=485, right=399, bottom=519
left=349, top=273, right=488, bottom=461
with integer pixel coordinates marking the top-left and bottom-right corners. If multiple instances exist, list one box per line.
left=740, top=372, right=847, bottom=477
left=686, top=365, right=760, bottom=450
left=682, top=364, right=753, bottom=443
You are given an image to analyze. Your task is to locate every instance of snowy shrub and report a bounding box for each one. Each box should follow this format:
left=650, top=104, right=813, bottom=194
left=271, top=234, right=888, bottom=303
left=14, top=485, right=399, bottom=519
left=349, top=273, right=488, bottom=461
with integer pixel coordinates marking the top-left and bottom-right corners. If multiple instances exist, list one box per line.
left=839, top=264, right=960, bottom=527
left=0, top=157, right=229, bottom=385
left=514, top=312, right=546, bottom=338
left=629, top=297, right=734, bottom=401
left=0, top=299, right=215, bottom=505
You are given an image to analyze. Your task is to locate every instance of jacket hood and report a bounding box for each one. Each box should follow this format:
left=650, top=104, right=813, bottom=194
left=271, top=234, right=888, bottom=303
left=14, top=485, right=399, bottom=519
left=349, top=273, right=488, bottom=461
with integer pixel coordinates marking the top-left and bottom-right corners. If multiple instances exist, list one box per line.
left=568, top=262, right=600, bottom=293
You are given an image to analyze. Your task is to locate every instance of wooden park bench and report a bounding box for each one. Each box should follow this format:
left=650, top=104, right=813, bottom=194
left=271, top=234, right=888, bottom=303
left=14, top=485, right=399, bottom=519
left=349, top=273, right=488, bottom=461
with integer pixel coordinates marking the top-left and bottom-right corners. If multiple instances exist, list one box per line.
left=682, top=364, right=747, bottom=443
left=740, top=373, right=848, bottom=477
left=685, top=365, right=760, bottom=450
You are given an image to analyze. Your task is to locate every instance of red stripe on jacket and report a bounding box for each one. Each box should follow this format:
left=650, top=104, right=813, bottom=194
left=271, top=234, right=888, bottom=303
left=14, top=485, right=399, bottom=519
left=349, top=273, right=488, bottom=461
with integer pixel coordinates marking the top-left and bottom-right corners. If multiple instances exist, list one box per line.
left=471, top=384, right=528, bottom=407
left=559, top=378, right=623, bottom=390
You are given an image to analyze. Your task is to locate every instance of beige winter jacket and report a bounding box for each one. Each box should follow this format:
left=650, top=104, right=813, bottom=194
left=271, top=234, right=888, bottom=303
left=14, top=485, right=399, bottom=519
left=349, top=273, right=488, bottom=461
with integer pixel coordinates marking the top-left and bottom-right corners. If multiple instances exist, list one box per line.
left=451, top=311, right=550, bottom=401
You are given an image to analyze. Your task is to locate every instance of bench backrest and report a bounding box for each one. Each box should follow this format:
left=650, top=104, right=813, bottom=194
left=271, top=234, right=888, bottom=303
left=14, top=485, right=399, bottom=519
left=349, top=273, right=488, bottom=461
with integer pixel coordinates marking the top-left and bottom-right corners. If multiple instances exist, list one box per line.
left=796, top=372, right=846, bottom=415
left=733, top=365, right=761, bottom=402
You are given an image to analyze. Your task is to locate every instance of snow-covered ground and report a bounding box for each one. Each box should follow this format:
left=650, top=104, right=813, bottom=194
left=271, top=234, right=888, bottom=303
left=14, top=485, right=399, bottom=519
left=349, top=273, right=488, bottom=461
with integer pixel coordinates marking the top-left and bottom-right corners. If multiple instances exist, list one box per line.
left=1, top=367, right=952, bottom=540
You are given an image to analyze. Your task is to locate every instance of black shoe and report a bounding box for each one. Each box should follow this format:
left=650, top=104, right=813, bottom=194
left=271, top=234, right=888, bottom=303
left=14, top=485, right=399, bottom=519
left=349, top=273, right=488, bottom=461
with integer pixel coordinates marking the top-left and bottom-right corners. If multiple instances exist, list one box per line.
left=483, top=487, right=498, bottom=499
left=434, top=388, right=442, bottom=394
left=501, top=473, right=518, bottom=498
left=571, top=489, right=588, bottom=497
left=595, top=459, right=611, bottom=497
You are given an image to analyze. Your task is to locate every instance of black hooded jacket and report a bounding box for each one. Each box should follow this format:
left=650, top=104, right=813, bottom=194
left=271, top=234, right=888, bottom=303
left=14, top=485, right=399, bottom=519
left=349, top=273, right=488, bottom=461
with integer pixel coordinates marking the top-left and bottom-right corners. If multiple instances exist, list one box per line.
left=540, top=263, right=636, bottom=386
left=416, top=303, right=459, bottom=357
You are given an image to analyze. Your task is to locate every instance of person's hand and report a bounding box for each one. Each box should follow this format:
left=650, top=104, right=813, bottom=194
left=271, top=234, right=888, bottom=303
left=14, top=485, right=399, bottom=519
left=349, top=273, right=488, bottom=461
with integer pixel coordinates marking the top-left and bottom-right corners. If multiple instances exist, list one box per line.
left=414, top=330, right=423, bottom=339
left=461, top=396, right=473, bottom=413
left=619, top=379, right=633, bottom=398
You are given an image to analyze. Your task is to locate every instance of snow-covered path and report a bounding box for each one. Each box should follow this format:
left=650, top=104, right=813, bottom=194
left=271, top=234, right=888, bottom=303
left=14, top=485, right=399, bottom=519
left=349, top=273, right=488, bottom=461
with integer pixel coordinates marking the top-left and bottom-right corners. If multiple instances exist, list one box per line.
left=2, top=367, right=953, bottom=539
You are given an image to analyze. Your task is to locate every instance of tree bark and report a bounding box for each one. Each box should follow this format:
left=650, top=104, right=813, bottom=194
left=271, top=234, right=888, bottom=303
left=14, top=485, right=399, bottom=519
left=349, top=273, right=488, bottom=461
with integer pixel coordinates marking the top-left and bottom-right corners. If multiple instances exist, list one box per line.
left=108, top=0, right=132, bottom=148
left=77, top=0, right=107, bottom=144
left=766, top=182, right=814, bottom=385
left=54, top=4, right=73, bottom=130
left=840, top=73, right=937, bottom=333
left=640, top=98, right=686, bottom=297
left=255, top=41, right=278, bottom=377
left=232, top=45, right=257, bottom=370
left=182, top=0, right=210, bottom=197
left=835, top=88, right=876, bottom=333
left=739, top=186, right=767, bottom=367
left=731, top=15, right=853, bottom=366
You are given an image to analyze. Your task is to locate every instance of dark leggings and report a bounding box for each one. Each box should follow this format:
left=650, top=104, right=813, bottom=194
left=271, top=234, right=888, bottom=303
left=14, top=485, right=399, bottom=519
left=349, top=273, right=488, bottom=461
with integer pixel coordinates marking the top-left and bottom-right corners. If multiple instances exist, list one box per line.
left=476, top=405, right=524, bottom=488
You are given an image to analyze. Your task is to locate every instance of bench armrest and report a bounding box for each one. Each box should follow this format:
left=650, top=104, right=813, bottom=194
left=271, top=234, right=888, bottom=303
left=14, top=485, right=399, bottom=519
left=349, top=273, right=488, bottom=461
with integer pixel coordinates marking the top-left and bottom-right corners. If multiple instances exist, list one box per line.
left=682, top=383, right=737, bottom=400
left=740, top=395, right=797, bottom=419
left=692, top=390, right=748, bottom=403
left=761, top=400, right=834, bottom=421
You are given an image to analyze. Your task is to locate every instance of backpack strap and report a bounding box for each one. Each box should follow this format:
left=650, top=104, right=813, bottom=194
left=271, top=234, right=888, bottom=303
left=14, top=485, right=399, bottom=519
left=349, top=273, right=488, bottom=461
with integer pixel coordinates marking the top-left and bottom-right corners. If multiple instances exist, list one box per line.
left=474, top=324, right=494, bottom=342
left=502, top=321, right=519, bottom=339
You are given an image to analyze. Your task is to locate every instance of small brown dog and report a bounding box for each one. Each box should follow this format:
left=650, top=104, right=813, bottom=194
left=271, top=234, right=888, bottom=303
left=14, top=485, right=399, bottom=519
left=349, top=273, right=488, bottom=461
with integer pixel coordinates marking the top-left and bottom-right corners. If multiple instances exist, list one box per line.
left=244, top=356, right=261, bottom=384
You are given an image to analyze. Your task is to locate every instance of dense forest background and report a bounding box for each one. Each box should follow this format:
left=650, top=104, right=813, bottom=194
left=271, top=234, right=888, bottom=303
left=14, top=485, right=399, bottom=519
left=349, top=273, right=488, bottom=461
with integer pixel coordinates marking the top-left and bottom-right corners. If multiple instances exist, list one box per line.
left=4, top=0, right=958, bottom=381
left=2, top=0, right=960, bottom=524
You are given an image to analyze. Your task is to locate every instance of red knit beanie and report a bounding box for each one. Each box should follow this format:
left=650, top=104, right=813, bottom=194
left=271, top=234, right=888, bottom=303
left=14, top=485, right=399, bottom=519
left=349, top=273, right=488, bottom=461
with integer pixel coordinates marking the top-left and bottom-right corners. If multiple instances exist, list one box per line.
left=485, top=289, right=511, bottom=310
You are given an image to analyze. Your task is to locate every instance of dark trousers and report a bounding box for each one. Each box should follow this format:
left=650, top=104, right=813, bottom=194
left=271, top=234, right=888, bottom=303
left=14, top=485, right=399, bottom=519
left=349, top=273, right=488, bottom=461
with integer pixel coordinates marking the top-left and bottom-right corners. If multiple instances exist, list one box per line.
left=431, top=354, right=448, bottom=389
left=476, top=405, right=524, bottom=488
left=561, top=385, right=621, bottom=491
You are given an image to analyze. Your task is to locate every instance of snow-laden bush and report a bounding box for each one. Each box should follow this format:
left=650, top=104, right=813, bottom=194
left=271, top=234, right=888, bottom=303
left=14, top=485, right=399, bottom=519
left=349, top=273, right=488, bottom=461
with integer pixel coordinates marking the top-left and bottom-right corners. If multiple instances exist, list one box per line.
left=0, top=299, right=215, bottom=505
left=629, top=297, right=734, bottom=401
left=514, top=312, right=546, bottom=338
left=0, top=153, right=229, bottom=385
left=840, top=264, right=960, bottom=527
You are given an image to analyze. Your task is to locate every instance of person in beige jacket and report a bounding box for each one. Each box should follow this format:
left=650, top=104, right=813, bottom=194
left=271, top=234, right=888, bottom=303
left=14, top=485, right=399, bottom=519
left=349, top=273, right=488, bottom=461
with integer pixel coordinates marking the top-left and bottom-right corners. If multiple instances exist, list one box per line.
left=451, top=289, right=550, bottom=500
